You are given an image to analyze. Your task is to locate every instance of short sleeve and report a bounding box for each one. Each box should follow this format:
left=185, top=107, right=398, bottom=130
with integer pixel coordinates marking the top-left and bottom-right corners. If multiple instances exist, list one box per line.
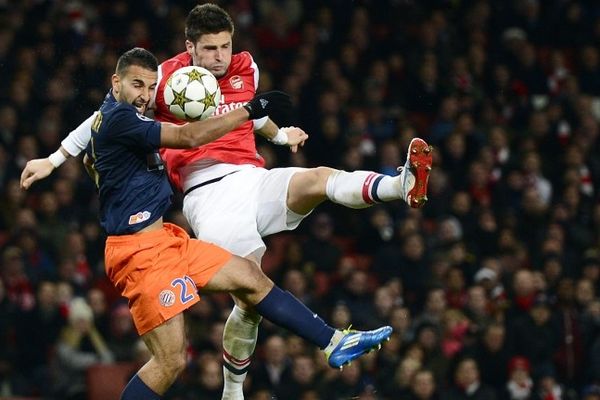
left=108, top=106, right=161, bottom=150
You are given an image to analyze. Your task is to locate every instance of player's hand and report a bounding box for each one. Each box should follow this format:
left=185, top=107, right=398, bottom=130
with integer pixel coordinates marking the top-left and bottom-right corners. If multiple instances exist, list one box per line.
left=281, top=127, right=308, bottom=153
left=20, top=158, right=55, bottom=190
left=244, top=90, right=292, bottom=120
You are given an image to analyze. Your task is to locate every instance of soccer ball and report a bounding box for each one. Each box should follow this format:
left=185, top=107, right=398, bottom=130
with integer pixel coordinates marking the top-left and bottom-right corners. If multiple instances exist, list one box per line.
left=163, top=66, right=221, bottom=121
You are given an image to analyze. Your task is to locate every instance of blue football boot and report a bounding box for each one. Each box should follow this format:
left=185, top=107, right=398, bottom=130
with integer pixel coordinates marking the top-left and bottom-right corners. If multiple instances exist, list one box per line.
left=326, top=325, right=393, bottom=369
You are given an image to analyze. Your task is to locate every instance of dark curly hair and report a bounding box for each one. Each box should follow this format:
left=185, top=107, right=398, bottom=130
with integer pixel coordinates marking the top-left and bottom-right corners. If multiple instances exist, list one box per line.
left=185, top=3, right=234, bottom=43
left=115, top=47, right=158, bottom=76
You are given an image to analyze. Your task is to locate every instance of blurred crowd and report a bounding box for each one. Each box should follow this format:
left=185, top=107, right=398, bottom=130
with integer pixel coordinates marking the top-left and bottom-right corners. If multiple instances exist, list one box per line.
left=1, top=0, right=600, bottom=399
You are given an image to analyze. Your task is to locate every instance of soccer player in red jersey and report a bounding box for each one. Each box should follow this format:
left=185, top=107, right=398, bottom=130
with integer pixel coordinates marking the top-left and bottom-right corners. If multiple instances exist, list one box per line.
left=21, top=4, right=432, bottom=399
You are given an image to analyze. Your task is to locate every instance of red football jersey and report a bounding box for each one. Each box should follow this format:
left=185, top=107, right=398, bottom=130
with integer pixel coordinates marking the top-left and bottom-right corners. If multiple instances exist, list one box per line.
left=155, top=51, right=265, bottom=190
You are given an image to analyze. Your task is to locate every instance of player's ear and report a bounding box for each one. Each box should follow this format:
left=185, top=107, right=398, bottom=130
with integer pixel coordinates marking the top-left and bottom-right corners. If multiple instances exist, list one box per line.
left=111, top=73, right=120, bottom=95
left=185, top=40, right=194, bottom=55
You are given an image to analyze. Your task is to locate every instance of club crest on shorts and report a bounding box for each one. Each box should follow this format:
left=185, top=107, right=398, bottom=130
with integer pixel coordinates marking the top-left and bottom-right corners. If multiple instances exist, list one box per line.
left=159, top=290, right=176, bottom=307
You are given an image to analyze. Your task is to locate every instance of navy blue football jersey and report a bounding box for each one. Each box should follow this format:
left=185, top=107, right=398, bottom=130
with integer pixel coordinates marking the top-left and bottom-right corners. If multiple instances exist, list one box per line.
left=86, top=91, right=172, bottom=235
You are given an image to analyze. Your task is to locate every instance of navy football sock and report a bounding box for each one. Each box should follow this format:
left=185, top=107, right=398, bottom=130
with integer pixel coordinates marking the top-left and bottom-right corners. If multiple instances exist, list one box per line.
left=255, top=286, right=335, bottom=348
left=121, top=374, right=161, bottom=400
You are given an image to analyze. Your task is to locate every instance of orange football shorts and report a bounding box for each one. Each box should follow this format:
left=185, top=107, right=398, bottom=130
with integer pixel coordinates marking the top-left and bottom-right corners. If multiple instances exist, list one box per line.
left=105, top=222, right=232, bottom=335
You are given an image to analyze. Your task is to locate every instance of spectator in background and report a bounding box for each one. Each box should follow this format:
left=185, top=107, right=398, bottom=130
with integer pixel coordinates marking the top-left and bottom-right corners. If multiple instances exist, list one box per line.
left=273, top=354, right=318, bottom=400
left=374, top=231, right=428, bottom=303
left=511, top=294, right=558, bottom=379
left=251, top=334, right=292, bottom=392
left=443, top=357, right=497, bottom=400
left=440, top=309, right=470, bottom=359
left=533, top=367, right=564, bottom=400
left=186, top=353, right=224, bottom=400
left=320, top=361, right=373, bottom=400
left=553, top=278, right=584, bottom=388
left=382, top=356, right=422, bottom=399
left=468, top=322, right=511, bottom=394
left=53, top=297, right=113, bottom=400
left=505, top=356, right=534, bottom=400
left=506, top=269, right=538, bottom=322
left=408, top=369, right=439, bottom=400
left=86, top=287, right=110, bottom=338
left=463, top=285, right=492, bottom=335
left=302, top=213, right=342, bottom=274
left=106, top=302, right=137, bottom=362
left=330, top=269, right=376, bottom=329
left=413, top=287, right=447, bottom=331
left=14, top=280, right=64, bottom=395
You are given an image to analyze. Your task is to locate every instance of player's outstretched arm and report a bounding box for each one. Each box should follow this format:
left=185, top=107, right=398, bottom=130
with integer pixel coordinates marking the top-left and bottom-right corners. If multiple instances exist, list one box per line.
left=161, top=91, right=292, bottom=149
left=20, top=112, right=97, bottom=190
left=20, top=147, right=68, bottom=190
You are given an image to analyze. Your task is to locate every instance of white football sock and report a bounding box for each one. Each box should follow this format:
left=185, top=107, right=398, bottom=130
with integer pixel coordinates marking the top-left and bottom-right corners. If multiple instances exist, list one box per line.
left=222, top=305, right=262, bottom=400
left=325, top=170, right=401, bottom=208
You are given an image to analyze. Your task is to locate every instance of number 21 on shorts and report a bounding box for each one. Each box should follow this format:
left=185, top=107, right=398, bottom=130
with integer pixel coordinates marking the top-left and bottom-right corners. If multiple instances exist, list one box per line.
left=159, top=275, right=197, bottom=307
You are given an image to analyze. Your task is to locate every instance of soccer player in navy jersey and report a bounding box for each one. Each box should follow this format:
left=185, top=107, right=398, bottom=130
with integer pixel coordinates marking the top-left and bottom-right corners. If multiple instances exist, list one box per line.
left=46, top=47, right=392, bottom=400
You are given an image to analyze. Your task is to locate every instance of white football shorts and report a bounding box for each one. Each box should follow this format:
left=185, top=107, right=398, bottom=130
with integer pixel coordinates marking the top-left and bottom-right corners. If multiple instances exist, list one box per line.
left=182, top=166, right=309, bottom=260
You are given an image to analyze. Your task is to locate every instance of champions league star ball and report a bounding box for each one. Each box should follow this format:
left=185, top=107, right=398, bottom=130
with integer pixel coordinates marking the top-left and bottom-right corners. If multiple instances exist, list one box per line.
left=163, top=66, right=221, bottom=121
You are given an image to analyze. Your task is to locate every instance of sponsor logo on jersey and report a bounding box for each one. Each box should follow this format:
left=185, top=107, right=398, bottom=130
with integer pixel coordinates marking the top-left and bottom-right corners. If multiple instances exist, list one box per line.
left=128, top=211, right=151, bottom=225
left=230, top=75, right=243, bottom=90
left=159, top=290, right=176, bottom=307
left=215, top=102, right=245, bottom=115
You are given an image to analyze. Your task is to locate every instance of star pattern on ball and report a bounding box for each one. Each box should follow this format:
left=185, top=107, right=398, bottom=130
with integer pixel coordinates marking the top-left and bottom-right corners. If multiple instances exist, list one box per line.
left=185, top=68, right=206, bottom=82
left=201, top=89, right=217, bottom=109
left=171, top=87, right=189, bottom=110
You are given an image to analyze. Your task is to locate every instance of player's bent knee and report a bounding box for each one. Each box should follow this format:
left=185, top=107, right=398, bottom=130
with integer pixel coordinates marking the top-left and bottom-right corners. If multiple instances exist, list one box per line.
left=236, top=258, right=272, bottom=292
left=229, top=259, right=273, bottom=306
left=303, top=167, right=335, bottom=190
left=288, top=167, right=336, bottom=214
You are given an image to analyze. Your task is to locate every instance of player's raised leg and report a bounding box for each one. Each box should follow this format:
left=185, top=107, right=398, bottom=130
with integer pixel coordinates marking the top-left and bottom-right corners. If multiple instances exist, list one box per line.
left=287, top=137, right=433, bottom=214
left=210, top=138, right=432, bottom=399
left=200, top=254, right=393, bottom=366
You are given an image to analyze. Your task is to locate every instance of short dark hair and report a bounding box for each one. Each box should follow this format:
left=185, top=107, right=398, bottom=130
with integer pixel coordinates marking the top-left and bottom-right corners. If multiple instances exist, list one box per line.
left=185, top=3, right=234, bottom=43
left=115, top=47, right=158, bottom=76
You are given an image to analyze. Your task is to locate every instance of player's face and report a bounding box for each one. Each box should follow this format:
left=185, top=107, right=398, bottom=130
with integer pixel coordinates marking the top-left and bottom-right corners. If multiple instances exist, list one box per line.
left=112, top=65, right=157, bottom=114
left=186, top=31, right=232, bottom=78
